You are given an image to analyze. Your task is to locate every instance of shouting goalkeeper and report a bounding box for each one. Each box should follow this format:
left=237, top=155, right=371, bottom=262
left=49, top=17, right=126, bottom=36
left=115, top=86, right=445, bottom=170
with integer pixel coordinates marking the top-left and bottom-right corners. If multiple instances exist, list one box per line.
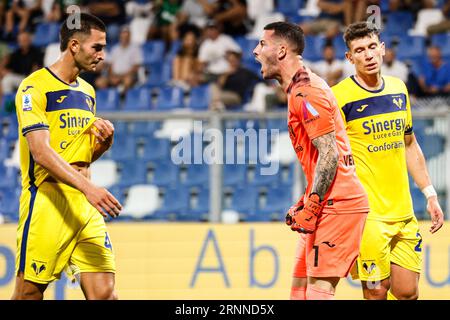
left=253, top=21, right=369, bottom=300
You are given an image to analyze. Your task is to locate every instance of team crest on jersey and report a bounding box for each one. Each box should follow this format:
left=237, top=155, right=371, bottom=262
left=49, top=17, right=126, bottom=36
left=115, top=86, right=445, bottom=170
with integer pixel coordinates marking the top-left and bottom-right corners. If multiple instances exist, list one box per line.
left=362, top=261, right=377, bottom=274
left=393, top=97, right=403, bottom=109
left=85, top=96, right=94, bottom=112
left=31, top=260, right=47, bottom=276
left=22, top=94, right=32, bottom=111
left=301, top=99, right=319, bottom=121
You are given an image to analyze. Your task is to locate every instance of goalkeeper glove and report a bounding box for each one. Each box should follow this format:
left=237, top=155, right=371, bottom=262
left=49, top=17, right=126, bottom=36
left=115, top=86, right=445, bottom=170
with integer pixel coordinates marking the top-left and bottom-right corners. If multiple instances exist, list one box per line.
left=285, top=194, right=305, bottom=226
left=289, top=193, right=325, bottom=234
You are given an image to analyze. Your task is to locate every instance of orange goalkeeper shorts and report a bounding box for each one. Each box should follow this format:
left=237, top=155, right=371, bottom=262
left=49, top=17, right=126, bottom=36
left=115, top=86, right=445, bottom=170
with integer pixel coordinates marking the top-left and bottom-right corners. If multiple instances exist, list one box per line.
left=292, top=212, right=367, bottom=278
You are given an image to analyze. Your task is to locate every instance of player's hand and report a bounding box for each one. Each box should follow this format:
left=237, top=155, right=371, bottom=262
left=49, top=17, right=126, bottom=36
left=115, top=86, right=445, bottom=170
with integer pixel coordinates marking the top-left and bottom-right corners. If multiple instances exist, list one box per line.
left=427, top=196, right=444, bottom=234
left=290, top=193, right=325, bottom=234
left=91, top=118, right=114, bottom=146
left=84, top=184, right=122, bottom=218
left=286, top=195, right=305, bottom=226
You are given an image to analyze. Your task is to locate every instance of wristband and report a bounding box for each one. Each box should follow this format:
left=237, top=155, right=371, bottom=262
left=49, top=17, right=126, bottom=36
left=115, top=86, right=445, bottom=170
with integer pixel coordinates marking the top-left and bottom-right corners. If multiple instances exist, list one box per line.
left=422, top=185, right=437, bottom=199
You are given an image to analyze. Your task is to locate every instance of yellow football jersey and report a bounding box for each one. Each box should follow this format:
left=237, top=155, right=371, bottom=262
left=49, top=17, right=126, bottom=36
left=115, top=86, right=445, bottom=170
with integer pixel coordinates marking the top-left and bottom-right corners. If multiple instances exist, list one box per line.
left=332, top=75, right=414, bottom=222
left=15, top=67, right=97, bottom=190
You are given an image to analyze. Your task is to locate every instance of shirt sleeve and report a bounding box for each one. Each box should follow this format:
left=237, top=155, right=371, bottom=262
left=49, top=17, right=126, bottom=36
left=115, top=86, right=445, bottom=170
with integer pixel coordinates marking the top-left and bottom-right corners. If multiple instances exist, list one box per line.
left=291, top=86, right=335, bottom=140
left=15, top=79, right=49, bottom=136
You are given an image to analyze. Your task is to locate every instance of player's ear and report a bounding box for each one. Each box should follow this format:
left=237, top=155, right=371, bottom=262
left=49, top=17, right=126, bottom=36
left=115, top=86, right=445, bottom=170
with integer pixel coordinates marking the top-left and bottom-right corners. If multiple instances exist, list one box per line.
left=380, top=41, right=386, bottom=57
left=345, top=51, right=354, bottom=64
left=278, top=44, right=287, bottom=60
left=69, top=38, right=80, bottom=54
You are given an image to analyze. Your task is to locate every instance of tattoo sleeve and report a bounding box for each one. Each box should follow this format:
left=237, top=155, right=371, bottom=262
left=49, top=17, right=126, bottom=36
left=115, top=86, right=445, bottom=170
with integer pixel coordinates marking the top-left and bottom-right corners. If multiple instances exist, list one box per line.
left=311, top=131, right=339, bottom=200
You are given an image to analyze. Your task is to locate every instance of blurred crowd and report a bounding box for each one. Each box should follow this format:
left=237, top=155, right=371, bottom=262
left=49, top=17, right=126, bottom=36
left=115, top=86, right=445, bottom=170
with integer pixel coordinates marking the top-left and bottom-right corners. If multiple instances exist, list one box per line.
left=0, top=0, right=449, bottom=113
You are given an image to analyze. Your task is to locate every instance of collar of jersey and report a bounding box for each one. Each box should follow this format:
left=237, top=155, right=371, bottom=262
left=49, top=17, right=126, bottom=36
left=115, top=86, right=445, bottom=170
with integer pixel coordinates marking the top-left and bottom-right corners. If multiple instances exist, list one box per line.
left=350, top=75, right=385, bottom=93
left=45, top=67, right=80, bottom=88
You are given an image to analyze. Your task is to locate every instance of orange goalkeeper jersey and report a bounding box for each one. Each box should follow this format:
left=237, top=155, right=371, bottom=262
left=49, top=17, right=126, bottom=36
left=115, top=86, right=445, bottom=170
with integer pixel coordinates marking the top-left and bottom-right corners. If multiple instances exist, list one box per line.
left=286, top=67, right=369, bottom=215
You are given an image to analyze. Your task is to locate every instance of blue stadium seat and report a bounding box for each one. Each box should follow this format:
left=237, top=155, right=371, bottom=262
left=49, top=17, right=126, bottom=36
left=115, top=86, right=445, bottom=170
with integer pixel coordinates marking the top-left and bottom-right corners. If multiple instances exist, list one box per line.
left=0, top=92, right=15, bottom=116
left=0, top=139, right=10, bottom=161
left=108, top=185, right=127, bottom=205
left=395, top=36, right=426, bottom=61
left=380, top=0, right=390, bottom=12
left=142, top=40, right=166, bottom=65
left=141, top=137, right=171, bottom=162
left=184, top=188, right=210, bottom=221
left=0, top=164, right=20, bottom=188
left=106, top=23, right=120, bottom=46
left=166, top=40, right=181, bottom=61
left=129, top=121, right=161, bottom=139
left=302, top=35, right=324, bottom=62
left=223, top=164, right=247, bottom=187
left=154, top=86, right=184, bottom=110
left=415, top=133, right=445, bottom=159
left=96, top=88, right=120, bottom=111
left=105, top=136, right=137, bottom=161
left=331, top=34, right=347, bottom=59
left=279, top=162, right=296, bottom=186
left=183, top=164, right=209, bottom=187
left=384, top=11, right=414, bottom=36
left=410, top=187, right=426, bottom=219
left=2, top=118, right=18, bottom=141
left=145, top=61, right=172, bottom=88
left=242, top=59, right=262, bottom=79
left=276, top=0, right=304, bottom=16
left=116, top=160, right=147, bottom=187
left=0, top=186, right=20, bottom=222
left=150, top=161, right=180, bottom=188
left=248, top=164, right=280, bottom=187
left=123, top=87, right=152, bottom=111
left=187, top=85, right=210, bottom=110
left=32, top=23, right=60, bottom=47
left=254, top=186, right=292, bottom=221
left=228, top=187, right=258, bottom=215
left=266, top=118, right=287, bottom=132
left=111, top=120, right=129, bottom=140
left=234, top=36, right=259, bottom=63
left=152, top=187, right=190, bottom=220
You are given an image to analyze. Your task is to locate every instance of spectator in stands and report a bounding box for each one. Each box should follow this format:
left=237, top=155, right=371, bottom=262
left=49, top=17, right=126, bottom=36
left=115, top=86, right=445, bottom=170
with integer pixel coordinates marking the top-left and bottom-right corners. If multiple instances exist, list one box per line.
left=389, top=0, right=435, bottom=14
left=427, top=0, right=450, bottom=35
left=210, top=0, right=249, bottom=37
left=244, top=80, right=287, bottom=112
left=175, top=0, right=215, bottom=37
left=171, top=30, right=202, bottom=89
left=210, top=50, right=260, bottom=111
left=4, top=0, right=43, bottom=38
left=147, top=0, right=181, bottom=50
left=300, top=0, right=345, bottom=40
left=417, top=46, right=450, bottom=96
left=0, top=31, right=43, bottom=96
left=0, top=1, right=5, bottom=36
left=344, top=0, right=380, bottom=26
left=46, top=0, right=83, bottom=23
left=83, top=0, right=126, bottom=26
left=310, top=44, right=343, bottom=87
left=382, top=47, right=408, bottom=83
left=95, top=25, right=143, bottom=94
left=198, top=20, right=241, bottom=82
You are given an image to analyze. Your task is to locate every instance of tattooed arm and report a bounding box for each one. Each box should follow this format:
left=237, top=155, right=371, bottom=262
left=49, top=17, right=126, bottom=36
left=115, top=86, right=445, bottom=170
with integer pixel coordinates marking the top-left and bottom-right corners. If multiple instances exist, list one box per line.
left=311, top=131, right=339, bottom=200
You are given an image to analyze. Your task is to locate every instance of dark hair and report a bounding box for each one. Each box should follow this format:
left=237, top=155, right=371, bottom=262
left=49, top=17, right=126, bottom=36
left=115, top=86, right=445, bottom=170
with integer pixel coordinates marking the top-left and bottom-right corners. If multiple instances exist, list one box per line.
left=264, top=21, right=304, bottom=55
left=343, top=21, right=380, bottom=50
left=60, top=13, right=106, bottom=51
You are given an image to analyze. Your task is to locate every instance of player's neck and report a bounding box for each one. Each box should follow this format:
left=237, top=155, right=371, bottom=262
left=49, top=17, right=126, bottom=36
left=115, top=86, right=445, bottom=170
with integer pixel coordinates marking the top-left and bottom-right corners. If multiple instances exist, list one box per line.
left=354, top=72, right=383, bottom=91
left=49, top=54, right=81, bottom=85
left=279, top=56, right=304, bottom=92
